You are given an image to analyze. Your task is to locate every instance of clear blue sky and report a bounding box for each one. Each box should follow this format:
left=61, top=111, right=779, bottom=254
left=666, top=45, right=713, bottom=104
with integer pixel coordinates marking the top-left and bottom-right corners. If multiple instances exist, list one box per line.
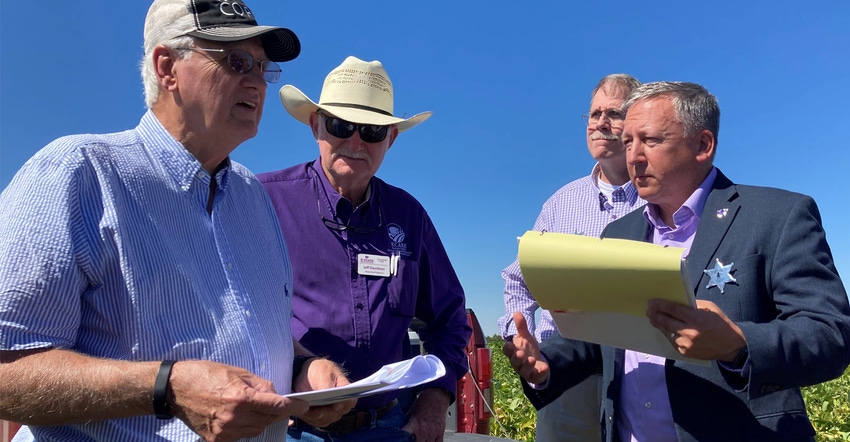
left=2, top=1, right=849, bottom=337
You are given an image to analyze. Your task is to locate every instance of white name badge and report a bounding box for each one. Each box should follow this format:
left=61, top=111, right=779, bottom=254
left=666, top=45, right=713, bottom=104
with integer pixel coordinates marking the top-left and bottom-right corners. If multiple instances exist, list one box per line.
left=357, top=254, right=391, bottom=277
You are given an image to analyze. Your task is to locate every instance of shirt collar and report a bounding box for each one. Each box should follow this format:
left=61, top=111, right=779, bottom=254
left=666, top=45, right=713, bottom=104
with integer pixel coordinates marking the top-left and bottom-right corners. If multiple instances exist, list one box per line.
left=643, top=167, right=718, bottom=229
left=138, top=110, right=231, bottom=192
left=310, top=158, right=374, bottom=218
left=591, top=163, right=642, bottom=210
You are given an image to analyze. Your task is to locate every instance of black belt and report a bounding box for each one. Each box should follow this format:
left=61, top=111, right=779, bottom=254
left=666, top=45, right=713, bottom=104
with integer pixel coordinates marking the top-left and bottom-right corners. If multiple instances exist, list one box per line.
left=297, top=399, right=398, bottom=434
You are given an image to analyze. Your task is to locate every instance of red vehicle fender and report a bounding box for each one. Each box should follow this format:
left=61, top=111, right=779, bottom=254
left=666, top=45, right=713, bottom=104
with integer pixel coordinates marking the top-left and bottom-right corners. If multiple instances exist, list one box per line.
left=455, top=309, right=493, bottom=434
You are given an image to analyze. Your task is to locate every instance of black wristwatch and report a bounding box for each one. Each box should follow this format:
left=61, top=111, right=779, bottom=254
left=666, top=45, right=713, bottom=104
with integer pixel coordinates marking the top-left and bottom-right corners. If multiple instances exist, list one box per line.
left=153, top=360, right=177, bottom=419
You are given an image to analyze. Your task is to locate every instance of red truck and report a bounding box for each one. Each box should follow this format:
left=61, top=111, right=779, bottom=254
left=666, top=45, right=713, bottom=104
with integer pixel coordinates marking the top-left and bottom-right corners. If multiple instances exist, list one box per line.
left=429, top=309, right=517, bottom=442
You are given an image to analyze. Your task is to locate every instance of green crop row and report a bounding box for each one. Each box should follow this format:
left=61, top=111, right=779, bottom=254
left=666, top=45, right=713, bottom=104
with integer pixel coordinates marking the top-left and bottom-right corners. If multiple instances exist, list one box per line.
left=485, top=336, right=850, bottom=442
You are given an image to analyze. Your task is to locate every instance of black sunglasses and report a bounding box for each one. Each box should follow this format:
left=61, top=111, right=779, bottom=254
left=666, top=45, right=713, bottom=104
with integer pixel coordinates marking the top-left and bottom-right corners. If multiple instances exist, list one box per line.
left=319, top=112, right=390, bottom=143
left=174, top=47, right=281, bottom=83
left=310, top=164, right=384, bottom=234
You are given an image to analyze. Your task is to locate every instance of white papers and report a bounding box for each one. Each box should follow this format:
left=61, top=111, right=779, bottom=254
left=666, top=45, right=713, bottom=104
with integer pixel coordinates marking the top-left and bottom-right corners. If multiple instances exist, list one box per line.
left=284, top=354, right=446, bottom=406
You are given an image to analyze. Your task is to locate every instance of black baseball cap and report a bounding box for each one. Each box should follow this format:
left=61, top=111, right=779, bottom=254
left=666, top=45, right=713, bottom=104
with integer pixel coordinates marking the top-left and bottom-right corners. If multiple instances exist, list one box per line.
left=145, top=0, right=300, bottom=62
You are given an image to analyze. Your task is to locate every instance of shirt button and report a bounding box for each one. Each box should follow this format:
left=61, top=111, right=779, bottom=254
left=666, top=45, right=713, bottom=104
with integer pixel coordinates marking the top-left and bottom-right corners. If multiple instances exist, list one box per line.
left=196, top=171, right=205, bottom=179
left=667, top=233, right=674, bottom=239
left=645, top=402, right=652, bottom=409
left=644, top=354, right=650, bottom=359
left=260, top=363, right=266, bottom=371
left=611, top=215, right=618, bottom=219
left=356, top=303, right=364, bottom=310
left=227, top=263, right=233, bottom=270
left=245, top=310, right=251, bottom=317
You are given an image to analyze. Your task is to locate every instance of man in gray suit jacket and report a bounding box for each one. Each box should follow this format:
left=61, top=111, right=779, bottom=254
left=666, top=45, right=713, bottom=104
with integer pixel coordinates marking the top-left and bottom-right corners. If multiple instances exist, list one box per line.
left=504, top=81, right=850, bottom=441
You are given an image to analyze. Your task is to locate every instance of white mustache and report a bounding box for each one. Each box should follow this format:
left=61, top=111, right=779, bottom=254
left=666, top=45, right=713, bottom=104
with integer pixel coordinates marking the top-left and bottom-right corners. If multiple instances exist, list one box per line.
left=332, top=149, right=371, bottom=163
left=590, top=132, right=620, bottom=141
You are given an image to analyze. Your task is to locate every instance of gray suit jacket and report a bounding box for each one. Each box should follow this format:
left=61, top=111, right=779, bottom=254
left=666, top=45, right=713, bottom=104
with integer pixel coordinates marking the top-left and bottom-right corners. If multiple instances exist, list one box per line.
left=523, top=170, right=850, bottom=441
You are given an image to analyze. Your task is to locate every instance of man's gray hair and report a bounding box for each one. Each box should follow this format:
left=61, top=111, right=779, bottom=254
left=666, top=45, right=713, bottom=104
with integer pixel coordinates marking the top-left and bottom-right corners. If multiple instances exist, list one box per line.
left=590, top=74, right=641, bottom=104
left=623, top=81, right=720, bottom=143
left=139, top=1, right=197, bottom=108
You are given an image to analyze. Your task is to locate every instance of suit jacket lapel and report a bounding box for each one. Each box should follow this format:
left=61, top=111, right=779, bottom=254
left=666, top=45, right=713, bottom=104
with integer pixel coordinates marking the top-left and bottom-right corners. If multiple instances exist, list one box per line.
left=602, top=209, right=652, bottom=242
left=687, top=169, right=741, bottom=294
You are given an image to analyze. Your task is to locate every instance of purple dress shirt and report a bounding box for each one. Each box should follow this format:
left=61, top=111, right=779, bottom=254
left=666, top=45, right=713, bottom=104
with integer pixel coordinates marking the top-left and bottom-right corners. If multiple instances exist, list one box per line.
left=258, top=159, right=471, bottom=409
left=617, top=168, right=717, bottom=442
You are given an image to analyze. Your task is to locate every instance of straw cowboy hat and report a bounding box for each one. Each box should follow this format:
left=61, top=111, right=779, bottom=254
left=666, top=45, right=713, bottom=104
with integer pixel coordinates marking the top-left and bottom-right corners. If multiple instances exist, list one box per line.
left=279, top=56, right=432, bottom=132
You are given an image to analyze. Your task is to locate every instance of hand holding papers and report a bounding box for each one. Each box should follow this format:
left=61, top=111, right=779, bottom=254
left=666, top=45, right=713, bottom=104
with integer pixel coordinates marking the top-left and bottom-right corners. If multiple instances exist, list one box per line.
left=284, top=355, right=446, bottom=406
left=517, top=231, right=707, bottom=365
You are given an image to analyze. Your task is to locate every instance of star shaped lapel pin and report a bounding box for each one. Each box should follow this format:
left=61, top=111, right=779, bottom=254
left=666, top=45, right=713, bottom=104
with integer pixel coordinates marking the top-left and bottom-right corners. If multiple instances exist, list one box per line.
left=704, top=258, right=737, bottom=294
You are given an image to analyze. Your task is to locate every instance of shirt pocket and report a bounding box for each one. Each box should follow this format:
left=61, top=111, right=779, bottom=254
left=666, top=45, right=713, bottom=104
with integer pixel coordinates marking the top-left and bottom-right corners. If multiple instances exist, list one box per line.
left=387, top=257, right=419, bottom=317
left=704, top=253, right=766, bottom=320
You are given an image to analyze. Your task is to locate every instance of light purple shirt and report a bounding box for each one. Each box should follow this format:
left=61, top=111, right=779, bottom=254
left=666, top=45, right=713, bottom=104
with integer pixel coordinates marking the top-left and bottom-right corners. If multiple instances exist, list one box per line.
left=498, top=164, right=645, bottom=341
left=258, top=159, right=471, bottom=409
left=617, top=168, right=717, bottom=442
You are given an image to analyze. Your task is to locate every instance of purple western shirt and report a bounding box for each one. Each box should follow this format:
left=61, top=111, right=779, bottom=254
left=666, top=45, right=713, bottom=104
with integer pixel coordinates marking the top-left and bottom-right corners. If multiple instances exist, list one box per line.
left=258, top=159, right=471, bottom=409
left=617, top=168, right=717, bottom=442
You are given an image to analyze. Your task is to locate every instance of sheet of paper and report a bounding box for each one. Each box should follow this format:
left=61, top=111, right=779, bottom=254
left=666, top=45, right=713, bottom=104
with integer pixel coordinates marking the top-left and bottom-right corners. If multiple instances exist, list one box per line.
left=518, top=231, right=707, bottom=365
left=283, top=354, right=446, bottom=406
left=550, top=311, right=704, bottom=364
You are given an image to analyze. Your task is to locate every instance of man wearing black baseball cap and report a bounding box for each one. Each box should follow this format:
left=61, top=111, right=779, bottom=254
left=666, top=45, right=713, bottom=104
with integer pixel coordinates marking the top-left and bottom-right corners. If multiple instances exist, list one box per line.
left=0, top=1, right=354, bottom=441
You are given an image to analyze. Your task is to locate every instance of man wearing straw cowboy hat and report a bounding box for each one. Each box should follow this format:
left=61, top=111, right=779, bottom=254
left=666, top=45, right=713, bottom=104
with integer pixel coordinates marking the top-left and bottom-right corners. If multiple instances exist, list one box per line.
left=258, top=56, right=471, bottom=442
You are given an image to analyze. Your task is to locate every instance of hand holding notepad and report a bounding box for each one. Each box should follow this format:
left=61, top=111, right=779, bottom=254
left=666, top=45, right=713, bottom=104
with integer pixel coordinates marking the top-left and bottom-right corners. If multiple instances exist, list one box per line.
left=517, top=231, right=707, bottom=364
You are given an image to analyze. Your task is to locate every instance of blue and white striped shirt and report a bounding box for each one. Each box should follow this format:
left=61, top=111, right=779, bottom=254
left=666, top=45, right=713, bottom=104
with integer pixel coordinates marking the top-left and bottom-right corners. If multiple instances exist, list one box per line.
left=498, top=164, right=645, bottom=341
left=0, top=110, right=294, bottom=441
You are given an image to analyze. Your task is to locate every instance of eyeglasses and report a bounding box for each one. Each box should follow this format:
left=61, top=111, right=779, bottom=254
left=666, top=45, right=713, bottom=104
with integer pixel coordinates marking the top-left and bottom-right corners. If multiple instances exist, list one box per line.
left=582, top=109, right=625, bottom=126
left=174, top=47, right=281, bottom=83
left=319, top=112, right=390, bottom=143
left=311, top=164, right=384, bottom=234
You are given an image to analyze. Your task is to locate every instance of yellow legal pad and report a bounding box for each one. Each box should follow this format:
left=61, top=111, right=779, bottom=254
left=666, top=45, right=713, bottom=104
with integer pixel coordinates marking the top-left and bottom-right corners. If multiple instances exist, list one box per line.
left=517, top=231, right=706, bottom=364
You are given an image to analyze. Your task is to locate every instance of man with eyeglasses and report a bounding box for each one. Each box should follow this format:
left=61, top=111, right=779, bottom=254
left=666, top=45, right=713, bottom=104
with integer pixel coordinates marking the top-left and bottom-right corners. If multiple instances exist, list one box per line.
left=505, top=82, right=850, bottom=441
left=497, top=74, right=644, bottom=442
left=257, top=56, right=472, bottom=442
left=0, top=1, right=355, bottom=441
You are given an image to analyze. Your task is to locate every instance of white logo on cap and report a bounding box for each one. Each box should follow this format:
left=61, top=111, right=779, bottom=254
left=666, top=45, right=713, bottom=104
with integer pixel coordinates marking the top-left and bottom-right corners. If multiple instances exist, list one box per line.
left=220, top=1, right=254, bottom=18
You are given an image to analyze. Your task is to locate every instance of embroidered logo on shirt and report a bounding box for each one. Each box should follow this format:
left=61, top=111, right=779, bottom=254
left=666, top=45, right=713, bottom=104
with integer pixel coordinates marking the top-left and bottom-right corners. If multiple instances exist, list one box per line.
left=388, top=224, right=405, bottom=243
left=388, top=223, right=409, bottom=256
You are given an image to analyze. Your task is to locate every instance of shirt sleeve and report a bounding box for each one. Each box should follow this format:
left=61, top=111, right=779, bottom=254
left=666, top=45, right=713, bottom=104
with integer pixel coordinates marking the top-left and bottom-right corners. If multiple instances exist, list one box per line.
left=414, top=214, right=472, bottom=398
left=497, top=201, right=559, bottom=342
left=0, top=139, right=94, bottom=350
left=738, top=194, right=850, bottom=398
